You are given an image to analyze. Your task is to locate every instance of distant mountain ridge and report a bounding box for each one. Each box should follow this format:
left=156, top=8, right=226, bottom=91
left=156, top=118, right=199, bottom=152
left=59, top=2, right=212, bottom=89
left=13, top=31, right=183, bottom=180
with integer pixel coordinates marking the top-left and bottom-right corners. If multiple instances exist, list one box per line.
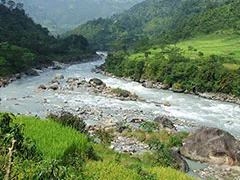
left=15, top=0, right=143, bottom=34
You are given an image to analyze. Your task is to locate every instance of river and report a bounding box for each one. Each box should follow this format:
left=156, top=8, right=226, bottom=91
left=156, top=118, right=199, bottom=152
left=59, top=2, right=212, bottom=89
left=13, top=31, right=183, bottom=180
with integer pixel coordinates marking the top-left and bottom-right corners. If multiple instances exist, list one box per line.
left=0, top=52, right=239, bottom=137
left=1, top=52, right=240, bottom=178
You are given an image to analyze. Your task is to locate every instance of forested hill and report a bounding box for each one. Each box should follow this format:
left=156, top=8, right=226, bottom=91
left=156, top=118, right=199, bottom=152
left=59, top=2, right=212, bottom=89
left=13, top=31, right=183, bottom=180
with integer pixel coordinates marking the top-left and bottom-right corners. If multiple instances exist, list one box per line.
left=64, top=0, right=228, bottom=50
left=166, top=0, right=240, bottom=42
left=14, top=0, right=143, bottom=34
left=0, top=1, right=92, bottom=77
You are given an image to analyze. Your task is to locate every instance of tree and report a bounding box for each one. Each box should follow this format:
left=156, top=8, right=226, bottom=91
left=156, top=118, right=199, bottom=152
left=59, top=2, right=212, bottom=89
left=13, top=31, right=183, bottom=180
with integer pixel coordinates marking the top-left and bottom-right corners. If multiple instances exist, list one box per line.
left=1, top=0, right=6, bottom=5
left=7, top=0, right=15, bottom=10
left=16, top=3, right=24, bottom=10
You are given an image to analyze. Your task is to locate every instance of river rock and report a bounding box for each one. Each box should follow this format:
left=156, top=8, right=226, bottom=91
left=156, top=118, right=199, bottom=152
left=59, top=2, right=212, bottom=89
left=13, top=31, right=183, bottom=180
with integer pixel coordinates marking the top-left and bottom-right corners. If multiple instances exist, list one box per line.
left=118, top=90, right=131, bottom=98
left=51, top=79, right=60, bottom=84
left=52, top=61, right=66, bottom=70
left=142, top=80, right=153, bottom=88
left=154, top=116, right=176, bottom=130
left=15, top=73, right=21, bottom=79
left=89, top=78, right=105, bottom=86
left=25, top=68, right=41, bottom=76
left=180, top=127, right=240, bottom=166
left=48, top=83, right=59, bottom=90
left=38, top=84, right=47, bottom=90
left=55, top=73, right=64, bottom=79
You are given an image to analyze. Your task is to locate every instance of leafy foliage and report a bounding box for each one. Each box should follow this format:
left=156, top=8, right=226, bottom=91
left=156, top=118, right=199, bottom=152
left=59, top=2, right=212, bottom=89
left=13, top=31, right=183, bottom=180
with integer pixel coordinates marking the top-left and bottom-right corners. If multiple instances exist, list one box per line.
left=0, top=2, right=92, bottom=77
left=47, top=111, right=86, bottom=134
left=103, top=47, right=240, bottom=96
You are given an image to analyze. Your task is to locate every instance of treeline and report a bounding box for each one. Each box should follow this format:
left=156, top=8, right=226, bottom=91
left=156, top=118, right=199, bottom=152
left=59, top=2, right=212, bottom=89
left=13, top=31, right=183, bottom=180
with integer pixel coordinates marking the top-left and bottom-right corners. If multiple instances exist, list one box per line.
left=103, top=48, right=240, bottom=96
left=0, top=1, right=92, bottom=77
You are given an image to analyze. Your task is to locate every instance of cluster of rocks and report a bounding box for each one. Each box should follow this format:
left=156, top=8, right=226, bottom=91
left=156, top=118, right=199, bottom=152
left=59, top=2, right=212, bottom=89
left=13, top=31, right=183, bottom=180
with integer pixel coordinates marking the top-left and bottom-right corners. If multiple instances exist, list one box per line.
left=194, top=165, right=240, bottom=180
left=64, top=77, right=170, bottom=107
left=37, top=73, right=65, bottom=92
left=110, top=136, right=149, bottom=155
left=65, top=77, right=140, bottom=101
left=0, top=73, right=22, bottom=88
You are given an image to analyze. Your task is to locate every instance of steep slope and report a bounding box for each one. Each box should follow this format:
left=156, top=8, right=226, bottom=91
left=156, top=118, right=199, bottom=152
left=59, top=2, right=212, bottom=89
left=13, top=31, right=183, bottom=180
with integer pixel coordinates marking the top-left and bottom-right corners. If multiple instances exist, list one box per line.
left=0, top=2, right=91, bottom=77
left=65, top=0, right=226, bottom=50
left=15, top=0, right=143, bottom=34
left=166, top=0, right=240, bottom=41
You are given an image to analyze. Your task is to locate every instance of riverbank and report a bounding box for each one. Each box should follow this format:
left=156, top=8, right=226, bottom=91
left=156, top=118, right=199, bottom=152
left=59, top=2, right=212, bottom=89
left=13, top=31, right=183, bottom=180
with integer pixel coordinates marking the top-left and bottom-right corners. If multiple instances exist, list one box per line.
left=94, top=68, right=240, bottom=105
left=0, top=53, right=101, bottom=89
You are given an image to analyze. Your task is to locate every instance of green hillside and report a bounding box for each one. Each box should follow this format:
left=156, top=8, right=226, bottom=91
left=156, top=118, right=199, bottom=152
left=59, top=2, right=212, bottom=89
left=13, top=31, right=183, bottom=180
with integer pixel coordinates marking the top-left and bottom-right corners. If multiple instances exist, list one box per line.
left=65, top=0, right=227, bottom=50
left=0, top=1, right=92, bottom=77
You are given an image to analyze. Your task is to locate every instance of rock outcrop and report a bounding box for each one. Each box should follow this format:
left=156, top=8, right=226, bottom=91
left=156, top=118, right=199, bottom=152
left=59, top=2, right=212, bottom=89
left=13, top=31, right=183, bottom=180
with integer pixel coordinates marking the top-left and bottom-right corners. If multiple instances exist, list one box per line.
left=180, top=127, right=240, bottom=166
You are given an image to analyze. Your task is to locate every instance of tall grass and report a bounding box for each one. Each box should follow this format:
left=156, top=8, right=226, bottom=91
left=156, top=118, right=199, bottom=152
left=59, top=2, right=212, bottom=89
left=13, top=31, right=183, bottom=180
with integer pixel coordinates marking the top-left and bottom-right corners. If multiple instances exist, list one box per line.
left=15, top=116, right=91, bottom=160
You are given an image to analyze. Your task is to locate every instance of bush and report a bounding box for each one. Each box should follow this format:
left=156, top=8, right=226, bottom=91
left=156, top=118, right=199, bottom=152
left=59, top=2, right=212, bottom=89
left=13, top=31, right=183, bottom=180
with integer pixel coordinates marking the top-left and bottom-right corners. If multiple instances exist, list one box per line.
left=47, top=111, right=86, bottom=133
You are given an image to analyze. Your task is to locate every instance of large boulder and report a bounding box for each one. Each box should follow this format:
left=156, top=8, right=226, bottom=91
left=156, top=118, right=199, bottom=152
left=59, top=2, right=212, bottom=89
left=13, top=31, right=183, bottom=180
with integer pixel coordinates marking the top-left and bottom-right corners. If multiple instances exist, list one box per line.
left=180, top=127, right=240, bottom=166
left=154, top=116, right=176, bottom=130
left=89, top=78, right=105, bottom=86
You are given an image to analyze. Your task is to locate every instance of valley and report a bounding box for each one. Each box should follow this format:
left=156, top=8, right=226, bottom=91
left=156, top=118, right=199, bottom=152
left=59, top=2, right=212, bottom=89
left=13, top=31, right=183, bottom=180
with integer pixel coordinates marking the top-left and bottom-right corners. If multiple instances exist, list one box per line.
left=1, top=0, right=240, bottom=179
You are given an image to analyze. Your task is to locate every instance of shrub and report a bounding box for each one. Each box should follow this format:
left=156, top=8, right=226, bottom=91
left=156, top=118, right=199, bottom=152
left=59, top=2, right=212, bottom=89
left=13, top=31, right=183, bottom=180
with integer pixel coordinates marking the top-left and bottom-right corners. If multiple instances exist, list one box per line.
left=47, top=111, right=86, bottom=133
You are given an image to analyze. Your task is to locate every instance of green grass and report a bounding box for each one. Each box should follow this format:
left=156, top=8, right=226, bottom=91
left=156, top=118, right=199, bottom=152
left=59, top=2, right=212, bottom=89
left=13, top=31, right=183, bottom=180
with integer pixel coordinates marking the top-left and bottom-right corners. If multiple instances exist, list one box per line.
left=12, top=115, right=194, bottom=179
left=177, top=30, right=240, bottom=60
left=223, top=63, right=240, bottom=70
left=15, top=116, right=90, bottom=160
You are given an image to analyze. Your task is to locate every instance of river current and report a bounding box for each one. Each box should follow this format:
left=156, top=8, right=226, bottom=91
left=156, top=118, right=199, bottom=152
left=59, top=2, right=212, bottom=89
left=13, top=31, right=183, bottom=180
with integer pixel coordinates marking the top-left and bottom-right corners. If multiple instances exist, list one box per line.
left=0, top=53, right=239, bottom=138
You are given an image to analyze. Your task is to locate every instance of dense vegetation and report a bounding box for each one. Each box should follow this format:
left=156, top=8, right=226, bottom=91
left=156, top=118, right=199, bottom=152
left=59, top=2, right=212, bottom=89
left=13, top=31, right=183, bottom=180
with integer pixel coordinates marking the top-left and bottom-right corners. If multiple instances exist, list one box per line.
left=15, top=0, right=143, bottom=34
left=103, top=44, right=240, bottom=96
left=0, top=112, right=193, bottom=179
left=65, top=0, right=231, bottom=50
left=0, top=1, right=92, bottom=77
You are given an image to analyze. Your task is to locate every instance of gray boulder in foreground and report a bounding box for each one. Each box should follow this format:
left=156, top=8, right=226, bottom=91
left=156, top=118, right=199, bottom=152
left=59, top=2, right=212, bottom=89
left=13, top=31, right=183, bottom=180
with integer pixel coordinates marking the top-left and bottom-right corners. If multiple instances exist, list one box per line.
left=180, top=127, right=240, bottom=166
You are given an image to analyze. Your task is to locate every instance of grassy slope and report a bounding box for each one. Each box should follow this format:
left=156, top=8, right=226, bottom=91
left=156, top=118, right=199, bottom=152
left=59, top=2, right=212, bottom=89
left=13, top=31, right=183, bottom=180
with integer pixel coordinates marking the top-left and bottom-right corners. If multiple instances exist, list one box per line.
left=177, top=31, right=240, bottom=64
left=14, top=115, right=193, bottom=180
left=131, top=31, right=240, bottom=68
left=15, top=116, right=90, bottom=160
